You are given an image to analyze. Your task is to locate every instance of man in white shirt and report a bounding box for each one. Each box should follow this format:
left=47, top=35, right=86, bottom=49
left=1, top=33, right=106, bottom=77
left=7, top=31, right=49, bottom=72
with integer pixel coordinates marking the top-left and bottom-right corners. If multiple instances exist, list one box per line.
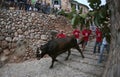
left=98, top=37, right=110, bottom=63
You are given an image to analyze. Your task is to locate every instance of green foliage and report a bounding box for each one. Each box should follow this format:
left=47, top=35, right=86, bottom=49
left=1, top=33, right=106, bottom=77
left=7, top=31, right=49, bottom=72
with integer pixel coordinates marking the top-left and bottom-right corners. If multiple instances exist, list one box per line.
left=88, top=0, right=101, bottom=10
left=101, top=24, right=111, bottom=43
left=69, top=7, right=87, bottom=29
left=87, top=0, right=109, bottom=28
left=93, top=4, right=109, bottom=27
left=58, top=0, right=109, bottom=31
left=71, top=14, right=78, bottom=28
left=88, top=0, right=111, bottom=40
left=57, top=6, right=80, bottom=28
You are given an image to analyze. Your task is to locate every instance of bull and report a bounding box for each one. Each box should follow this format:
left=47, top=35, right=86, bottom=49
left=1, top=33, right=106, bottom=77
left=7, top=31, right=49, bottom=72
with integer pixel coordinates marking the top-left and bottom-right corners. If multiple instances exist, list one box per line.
left=36, top=36, right=84, bottom=68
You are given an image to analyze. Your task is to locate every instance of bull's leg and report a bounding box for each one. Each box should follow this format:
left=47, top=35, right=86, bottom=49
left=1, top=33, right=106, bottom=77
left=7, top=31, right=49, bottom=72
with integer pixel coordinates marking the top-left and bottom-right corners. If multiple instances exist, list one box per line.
left=75, top=45, right=85, bottom=58
left=65, top=50, right=71, bottom=60
left=50, top=58, right=55, bottom=68
left=49, top=57, right=58, bottom=69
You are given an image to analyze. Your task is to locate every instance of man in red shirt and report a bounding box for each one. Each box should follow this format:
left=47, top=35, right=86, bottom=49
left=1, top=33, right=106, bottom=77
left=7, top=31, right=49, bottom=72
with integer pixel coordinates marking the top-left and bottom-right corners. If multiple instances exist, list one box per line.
left=82, top=27, right=92, bottom=51
left=56, top=30, right=66, bottom=38
left=72, top=29, right=80, bottom=44
left=93, top=28, right=102, bottom=53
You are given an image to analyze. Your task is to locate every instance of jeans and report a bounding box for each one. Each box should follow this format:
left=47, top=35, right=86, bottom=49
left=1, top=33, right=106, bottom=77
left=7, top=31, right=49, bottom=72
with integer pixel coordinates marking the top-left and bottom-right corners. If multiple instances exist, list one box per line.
left=93, top=42, right=101, bottom=53
left=25, top=4, right=30, bottom=11
left=98, top=44, right=110, bottom=63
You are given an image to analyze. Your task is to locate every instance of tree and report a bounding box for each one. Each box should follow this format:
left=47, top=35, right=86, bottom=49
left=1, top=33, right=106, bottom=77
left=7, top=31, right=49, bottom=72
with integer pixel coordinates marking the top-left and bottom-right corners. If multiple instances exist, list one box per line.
left=102, top=0, right=120, bottom=77
left=57, top=6, right=87, bottom=29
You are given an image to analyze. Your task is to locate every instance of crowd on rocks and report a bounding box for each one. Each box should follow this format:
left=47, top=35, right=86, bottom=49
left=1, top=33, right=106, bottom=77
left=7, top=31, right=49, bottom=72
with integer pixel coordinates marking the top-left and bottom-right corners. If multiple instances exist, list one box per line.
left=1, top=0, right=58, bottom=14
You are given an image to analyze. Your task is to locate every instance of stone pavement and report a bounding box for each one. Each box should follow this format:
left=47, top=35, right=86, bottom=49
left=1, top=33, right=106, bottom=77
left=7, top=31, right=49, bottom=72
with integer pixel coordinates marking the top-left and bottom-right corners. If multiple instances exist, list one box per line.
left=0, top=39, right=107, bottom=77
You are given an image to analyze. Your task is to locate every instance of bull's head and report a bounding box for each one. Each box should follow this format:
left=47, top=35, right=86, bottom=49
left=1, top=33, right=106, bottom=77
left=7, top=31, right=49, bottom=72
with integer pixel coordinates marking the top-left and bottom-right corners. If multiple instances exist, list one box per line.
left=36, top=45, right=47, bottom=60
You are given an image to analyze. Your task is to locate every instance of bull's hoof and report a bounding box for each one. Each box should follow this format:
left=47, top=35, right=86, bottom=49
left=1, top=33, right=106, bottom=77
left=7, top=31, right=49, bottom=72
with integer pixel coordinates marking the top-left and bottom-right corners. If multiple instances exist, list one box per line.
left=82, top=56, right=85, bottom=58
left=65, top=57, right=68, bottom=61
left=49, top=66, right=53, bottom=69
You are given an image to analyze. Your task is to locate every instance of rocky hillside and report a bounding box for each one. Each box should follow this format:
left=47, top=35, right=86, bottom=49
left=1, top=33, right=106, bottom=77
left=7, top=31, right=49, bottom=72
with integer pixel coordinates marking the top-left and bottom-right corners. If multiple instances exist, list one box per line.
left=0, top=10, right=73, bottom=66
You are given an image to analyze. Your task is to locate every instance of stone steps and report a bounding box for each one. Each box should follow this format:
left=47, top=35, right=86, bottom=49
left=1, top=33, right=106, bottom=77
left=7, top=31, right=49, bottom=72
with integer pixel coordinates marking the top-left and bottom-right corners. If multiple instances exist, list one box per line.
left=0, top=40, right=107, bottom=77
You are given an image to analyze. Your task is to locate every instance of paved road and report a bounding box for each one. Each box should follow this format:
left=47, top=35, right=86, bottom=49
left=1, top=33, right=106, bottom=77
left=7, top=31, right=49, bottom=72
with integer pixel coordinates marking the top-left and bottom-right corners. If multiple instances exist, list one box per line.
left=0, top=39, right=106, bottom=77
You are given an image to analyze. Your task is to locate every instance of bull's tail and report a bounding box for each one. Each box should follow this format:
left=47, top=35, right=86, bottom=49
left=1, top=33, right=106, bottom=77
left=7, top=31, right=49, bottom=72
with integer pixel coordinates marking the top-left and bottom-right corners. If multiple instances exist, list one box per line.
left=36, top=47, right=40, bottom=58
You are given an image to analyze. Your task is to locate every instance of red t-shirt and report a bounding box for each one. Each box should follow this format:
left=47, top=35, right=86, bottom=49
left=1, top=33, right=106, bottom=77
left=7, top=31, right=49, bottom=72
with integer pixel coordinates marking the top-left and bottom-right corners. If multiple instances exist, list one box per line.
left=57, top=33, right=66, bottom=38
left=82, top=29, right=91, bottom=41
left=73, top=29, right=80, bottom=38
left=96, top=30, right=102, bottom=42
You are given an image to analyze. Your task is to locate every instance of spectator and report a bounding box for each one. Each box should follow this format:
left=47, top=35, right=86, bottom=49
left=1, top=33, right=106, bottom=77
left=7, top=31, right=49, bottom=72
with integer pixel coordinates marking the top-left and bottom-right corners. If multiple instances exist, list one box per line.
left=25, top=0, right=31, bottom=11
left=9, top=0, right=15, bottom=7
left=93, top=28, right=102, bottom=53
left=41, top=1, right=47, bottom=13
left=98, top=26, right=111, bottom=63
left=14, top=0, right=19, bottom=9
left=45, top=3, right=51, bottom=14
left=19, top=0, right=24, bottom=10
left=98, top=36, right=110, bottom=63
left=56, top=30, right=66, bottom=38
left=35, top=0, right=41, bottom=11
left=72, top=28, right=80, bottom=44
left=82, top=26, right=91, bottom=51
left=22, top=0, right=27, bottom=11
left=31, top=0, right=36, bottom=11
left=90, top=22, right=96, bottom=39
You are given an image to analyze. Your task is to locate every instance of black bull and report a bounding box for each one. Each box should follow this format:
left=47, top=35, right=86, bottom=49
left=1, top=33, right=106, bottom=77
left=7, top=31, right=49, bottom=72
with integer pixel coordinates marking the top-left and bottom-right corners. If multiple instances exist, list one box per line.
left=36, top=36, right=84, bottom=68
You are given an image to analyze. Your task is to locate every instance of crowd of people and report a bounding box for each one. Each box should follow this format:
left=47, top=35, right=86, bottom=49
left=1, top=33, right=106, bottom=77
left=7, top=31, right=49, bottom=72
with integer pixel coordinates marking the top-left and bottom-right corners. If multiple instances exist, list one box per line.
left=55, top=25, right=111, bottom=63
left=1, top=0, right=57, bottom=14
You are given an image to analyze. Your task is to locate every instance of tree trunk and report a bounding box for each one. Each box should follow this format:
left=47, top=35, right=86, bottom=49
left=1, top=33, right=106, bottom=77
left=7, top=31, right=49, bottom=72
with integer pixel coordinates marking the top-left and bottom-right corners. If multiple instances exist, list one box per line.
left=103, top=0, right=120, bottom=77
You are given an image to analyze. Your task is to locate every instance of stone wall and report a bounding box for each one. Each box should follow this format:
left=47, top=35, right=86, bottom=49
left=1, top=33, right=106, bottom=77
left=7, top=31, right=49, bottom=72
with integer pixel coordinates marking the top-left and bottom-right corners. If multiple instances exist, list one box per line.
left=0, top=10, right=73, bottom=64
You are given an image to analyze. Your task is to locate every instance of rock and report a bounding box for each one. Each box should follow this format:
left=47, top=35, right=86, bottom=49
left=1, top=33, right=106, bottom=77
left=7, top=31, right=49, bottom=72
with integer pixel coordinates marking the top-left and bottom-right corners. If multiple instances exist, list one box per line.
left=41, top=35, right=48, bottom=40
left=0, top=55, right=8, bottom=62
left=3, top=49, right=11, bottom=56
left=18, top=35, right=25, bottom=40
left=0, top=36, right=5, bottom=41
left=1, top=41, right=8, bottom=49
left=10, top=48, right=15, bottom=53
left=11, top=26, right=16, bottom=30
left=16, top=39, right=27, bottom=47
left=17, top=29, right=23, bottom=34
left=14, top=39, right=28, bottom=57
left=30, top=33, right=35, bottom=39
left=14, top=32, right=18, bottom=37
left=49, top=15, right=57, bottom=19
left=5, top=37, right=12, bottom=42
left=0, top=61, right=3, bottom=68
left=34, top=34, right=40, bottom=39
left=31, top=13, right=35, bottom=17
left=0, top=47, right=3, bottom=53
left=28, top=18, right=32, bottom=22
left=24, top=31, right=29, bottom=36
left=13, top=37, right=19, bottom=42
left=13, top=55, right=18, bottom=60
